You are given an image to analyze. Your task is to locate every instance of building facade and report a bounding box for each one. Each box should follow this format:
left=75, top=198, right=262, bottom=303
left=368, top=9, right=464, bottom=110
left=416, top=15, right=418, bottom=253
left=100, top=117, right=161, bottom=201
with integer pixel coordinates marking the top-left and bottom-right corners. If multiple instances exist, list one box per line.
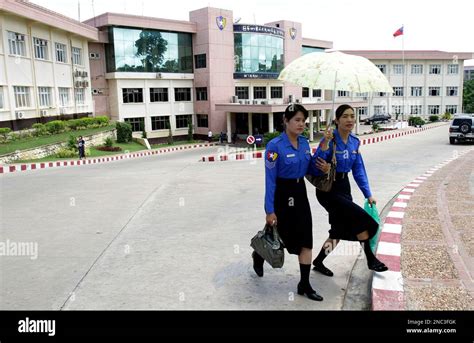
left=465, top=66, right=474, bottom=81
left=0, top=0, right=98, bottom=130
left=342, top=51, right=473, bottom=119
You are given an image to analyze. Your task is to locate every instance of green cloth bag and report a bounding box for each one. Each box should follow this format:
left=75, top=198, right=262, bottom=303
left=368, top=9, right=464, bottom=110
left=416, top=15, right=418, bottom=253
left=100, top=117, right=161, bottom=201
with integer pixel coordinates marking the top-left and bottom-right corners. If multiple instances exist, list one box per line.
left=364, top=200, right=381, bottom=252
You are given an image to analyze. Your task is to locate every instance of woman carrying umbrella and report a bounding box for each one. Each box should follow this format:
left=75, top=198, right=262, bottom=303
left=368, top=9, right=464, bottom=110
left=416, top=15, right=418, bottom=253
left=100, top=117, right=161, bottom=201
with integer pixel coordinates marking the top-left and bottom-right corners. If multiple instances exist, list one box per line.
left=311, top=104, right=388, bottom=276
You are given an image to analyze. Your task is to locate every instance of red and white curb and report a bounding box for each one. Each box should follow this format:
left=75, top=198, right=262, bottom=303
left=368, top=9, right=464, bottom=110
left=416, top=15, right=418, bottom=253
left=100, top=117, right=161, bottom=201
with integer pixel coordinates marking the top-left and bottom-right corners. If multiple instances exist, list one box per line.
left=0, top=143, right=217, bottom=175
left=371, top=148, right=473, bottom=311
left=201, top=123, right=448, bottom=162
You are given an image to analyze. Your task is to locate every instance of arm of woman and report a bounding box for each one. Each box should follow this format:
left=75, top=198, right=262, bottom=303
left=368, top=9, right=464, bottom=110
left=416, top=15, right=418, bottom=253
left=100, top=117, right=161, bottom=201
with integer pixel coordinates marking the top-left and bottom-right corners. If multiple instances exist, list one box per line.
left=264, top=141, right=279, bottom=225
left=351, top=144, right=373, bottom=201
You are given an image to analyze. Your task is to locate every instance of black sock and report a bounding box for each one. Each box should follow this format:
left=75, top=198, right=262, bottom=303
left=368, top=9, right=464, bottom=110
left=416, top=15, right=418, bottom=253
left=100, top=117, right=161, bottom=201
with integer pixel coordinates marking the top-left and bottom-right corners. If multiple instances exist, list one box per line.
left=360, top=239, right=376, bottom=264
left=314, top=248, right=329, bottom=265
left=299, top=264, right=312, bottom=288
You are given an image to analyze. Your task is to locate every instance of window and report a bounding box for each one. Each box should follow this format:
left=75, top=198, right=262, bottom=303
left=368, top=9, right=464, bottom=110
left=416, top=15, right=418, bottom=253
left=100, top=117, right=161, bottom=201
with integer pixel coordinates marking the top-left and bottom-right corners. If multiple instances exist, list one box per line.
left=194, top=54, right=206, bottom=69
left=38, top=87, right=51, bottom=107
left=176, top=114, right=191, bottom=128
left=124, top=117, right=145, bottom=132
left=55, top=43, right=67, bottom=63
left=355, top=92, right=368, bottom=98
left=14, top=86, right=31, bottom=108
left=447, top=64, right=459, bottom=74
left=429, top=64, right=441, bottom=74
left=411, top=64, right=423, bottom=74
left=393, top=64, right=404, bottom=74
left=428, top=105, right=440, bottom=115
left=302, top=87, right=309, bottom=98
left=428, top=87, right=440, bottom=96
left=377, top=92, right=386, bottom=97
left=0, top=87, right=4, bottom=109
left=312, top=89, right=322, bottom=98
left=33, top=38, right=48, bottom=60
left=174, top=88, right=191, bottom=101
left=122, top=88, right=143, bottom=103
left=72, top=47, right=82, bottom=65
left=253, top=86, right=266, bottom=99
left=445, top=105, right=457, bottom=114
left=393, top=87, right=404, bottom=97
left=357, top=107, right=367, bottom=116
left=151, top=116, right=170, bottom=130
left=410, top=105, right=422, bottom=114
left=75, top=88, right=85, bottom=105
left=392, top=105, right=404, bottom=115
left=337, top=90, right=349, bottom=97
left=150, top=88, right=168, bottom=102
left=196, top=87, right=208, bottom=101
left=411, top=87, right=423, bottom=97
left=374, top=105, right=386, bottom=114
left=58, top=88, right=70, bottom=106
left=235, top=86, right=249, bottom=100
left=270, top=87, right=282, bottom=99
left=446, top=87, right=458, bottom=96
left=8, top=31, right=26, bottom=56
left=376, top=64, right=386, bottom=74
left=197, top=114, right=208, bottom=128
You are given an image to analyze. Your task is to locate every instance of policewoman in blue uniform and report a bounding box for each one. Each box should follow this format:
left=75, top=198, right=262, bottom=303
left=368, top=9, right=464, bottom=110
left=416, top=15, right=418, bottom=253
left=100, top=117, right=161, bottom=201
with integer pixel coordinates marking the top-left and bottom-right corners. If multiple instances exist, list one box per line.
left=252, top=104, right=323, bottom=301
left=311, top=104, right=388, bottom=276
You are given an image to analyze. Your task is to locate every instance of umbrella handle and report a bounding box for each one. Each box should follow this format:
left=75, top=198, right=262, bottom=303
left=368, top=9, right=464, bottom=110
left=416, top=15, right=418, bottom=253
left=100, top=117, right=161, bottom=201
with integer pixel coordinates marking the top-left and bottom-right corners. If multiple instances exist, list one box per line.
left=331, top=70, right=338, bottom=124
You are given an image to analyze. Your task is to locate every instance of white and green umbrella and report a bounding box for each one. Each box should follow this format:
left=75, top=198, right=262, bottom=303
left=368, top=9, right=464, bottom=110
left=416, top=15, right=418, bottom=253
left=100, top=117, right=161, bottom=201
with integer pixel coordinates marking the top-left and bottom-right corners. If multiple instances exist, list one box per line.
left=278, top=51, right=393, bottom=120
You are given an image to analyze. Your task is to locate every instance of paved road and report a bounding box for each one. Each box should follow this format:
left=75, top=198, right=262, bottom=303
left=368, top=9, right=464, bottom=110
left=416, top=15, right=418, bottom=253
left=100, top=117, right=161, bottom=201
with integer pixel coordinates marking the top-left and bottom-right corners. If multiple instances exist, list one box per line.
left=0, top=125, right=471, bottom=310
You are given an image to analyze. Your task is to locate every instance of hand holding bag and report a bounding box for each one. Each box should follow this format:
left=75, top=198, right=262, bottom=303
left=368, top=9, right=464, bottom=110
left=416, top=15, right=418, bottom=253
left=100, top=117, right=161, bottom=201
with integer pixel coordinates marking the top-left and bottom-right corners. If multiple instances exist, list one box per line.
left=250, top=224, right=285, bottom=268
left=305, top=140, right=337, bottom=192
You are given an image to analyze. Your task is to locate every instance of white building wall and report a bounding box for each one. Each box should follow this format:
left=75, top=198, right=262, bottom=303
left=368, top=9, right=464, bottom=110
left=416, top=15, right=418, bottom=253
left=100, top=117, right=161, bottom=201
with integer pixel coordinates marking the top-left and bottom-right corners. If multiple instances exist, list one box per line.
left=0, top=12, right=93, bottom=125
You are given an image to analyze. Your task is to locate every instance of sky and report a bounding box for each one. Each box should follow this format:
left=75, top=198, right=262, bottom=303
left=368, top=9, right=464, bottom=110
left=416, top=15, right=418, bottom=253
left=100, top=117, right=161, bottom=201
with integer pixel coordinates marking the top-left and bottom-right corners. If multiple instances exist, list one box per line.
left=32, top=0, right=474, bottom=66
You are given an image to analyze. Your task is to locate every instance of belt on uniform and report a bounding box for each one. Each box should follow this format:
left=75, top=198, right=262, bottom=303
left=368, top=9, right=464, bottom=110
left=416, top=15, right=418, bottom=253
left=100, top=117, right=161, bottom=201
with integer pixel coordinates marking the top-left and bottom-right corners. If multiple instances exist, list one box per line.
left=335, top=172, right=348, bottom=180
left=276, top=177, right=305, bottom=185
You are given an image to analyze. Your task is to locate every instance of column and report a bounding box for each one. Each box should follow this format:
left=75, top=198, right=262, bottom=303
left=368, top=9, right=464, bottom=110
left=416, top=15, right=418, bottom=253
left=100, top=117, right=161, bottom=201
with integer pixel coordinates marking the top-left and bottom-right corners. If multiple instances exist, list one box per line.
left=268, top=112, right=274, bottom=133
left=316, top=110, right=321, bottom=132
left=248, top=113, right=253, bottom=135
left=226, top=112, right=232, bottom=143
left=309, top=110, right=314, bottom=142
left=355, top=108, right=360, bottom=135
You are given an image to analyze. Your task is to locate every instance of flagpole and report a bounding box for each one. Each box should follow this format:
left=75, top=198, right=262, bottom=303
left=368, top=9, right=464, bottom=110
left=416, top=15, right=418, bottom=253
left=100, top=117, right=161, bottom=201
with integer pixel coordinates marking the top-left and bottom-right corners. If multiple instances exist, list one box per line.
left=402, top=25, right=405, bottom=122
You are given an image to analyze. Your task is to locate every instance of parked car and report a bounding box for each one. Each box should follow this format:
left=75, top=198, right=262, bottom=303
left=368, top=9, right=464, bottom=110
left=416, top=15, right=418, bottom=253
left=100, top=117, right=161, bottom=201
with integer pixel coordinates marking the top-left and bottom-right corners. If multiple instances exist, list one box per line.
left=364, top=113, right=391, bottom=124
left=449, top=114, right=474, bottom=144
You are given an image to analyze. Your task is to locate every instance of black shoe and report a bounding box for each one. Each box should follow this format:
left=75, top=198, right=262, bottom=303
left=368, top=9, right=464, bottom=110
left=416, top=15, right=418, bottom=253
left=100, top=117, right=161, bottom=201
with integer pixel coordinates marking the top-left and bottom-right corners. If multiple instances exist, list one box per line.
left=297, top=282, right=323, bottom=301
left=368, top=258, right=388, bottom=272
left=252, top=251, right=264, bottom=277
left=312, top=262, right=334, bottom=277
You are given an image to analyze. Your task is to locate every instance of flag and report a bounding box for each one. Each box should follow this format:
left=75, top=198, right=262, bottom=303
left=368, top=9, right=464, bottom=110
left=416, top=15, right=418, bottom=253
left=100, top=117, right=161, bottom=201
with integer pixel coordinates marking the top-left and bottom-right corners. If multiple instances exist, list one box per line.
left=393, top=26, right=404, bottom=38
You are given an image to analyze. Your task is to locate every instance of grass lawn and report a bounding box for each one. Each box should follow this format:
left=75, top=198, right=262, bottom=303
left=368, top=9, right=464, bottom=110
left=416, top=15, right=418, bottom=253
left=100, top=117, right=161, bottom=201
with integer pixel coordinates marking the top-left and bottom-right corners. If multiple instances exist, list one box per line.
left=14, top=141, right=145, bottom=163
left=0, top=124, right=116, bottom=156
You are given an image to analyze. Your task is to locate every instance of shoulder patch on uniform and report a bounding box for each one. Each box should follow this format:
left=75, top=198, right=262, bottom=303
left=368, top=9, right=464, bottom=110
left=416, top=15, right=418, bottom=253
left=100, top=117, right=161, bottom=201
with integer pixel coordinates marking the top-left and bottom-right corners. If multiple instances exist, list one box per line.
left=266, top=151, right=278, bottom=162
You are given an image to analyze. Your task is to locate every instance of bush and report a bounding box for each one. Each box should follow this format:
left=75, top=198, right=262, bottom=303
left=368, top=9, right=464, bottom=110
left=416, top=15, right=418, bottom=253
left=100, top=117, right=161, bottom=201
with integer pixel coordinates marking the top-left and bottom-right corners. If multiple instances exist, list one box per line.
left=372, top=123, right=380, bottom=132
left=187, top=120, right=193, bottom=141
left=0, top=127, right=11, bottom=143
left=429, top=115, right=439, bottom=122
left=96, top=146, right=122, bottom=152
left=104, top=137, right=114, bottom=147
left=55, top=148, right=77, bottom=158
left=32, top=123, right=48, bottom=136
left=142, top=130, right=147, bottom=139
left=45, top=120, right=66, bottom=134
left=442, top=112, right=452, bottom=121
left=67, top=135, right=78, bottom=151
left=167, top=121, right=173, bottom=145
left=264, top=131, right=281, bottom=146
left=408, top=116, right=425, bottom=126
left=94, top=116, right=109, bottom=126
left=80, top=117, right=95, bottom=128
left=116, top=121, right=132, bottom=143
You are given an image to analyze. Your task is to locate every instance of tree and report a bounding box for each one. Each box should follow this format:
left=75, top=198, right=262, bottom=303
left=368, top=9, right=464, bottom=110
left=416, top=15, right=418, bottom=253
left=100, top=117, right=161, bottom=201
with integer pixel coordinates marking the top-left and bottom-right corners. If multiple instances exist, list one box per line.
left=187, top=119, right=193, bottom=142
left=463, top=79, right=474, bottom=113
left=135, top=30, right=168, bottom=72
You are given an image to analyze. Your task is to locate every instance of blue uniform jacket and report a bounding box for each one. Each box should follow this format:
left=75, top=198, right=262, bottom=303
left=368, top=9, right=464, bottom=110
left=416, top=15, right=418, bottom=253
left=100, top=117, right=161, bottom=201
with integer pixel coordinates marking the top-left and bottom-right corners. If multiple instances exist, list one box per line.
left=311, top=130, right=372, bottom=199
left=264, top=132, right=312, bottom=214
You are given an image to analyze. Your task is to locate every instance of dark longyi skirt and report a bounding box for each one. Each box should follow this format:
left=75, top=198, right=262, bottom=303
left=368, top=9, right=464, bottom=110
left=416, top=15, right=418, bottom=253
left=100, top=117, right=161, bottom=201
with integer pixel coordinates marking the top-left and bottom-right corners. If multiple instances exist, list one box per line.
left=274, top=177, right=313, bottom=255
left=316, top=173, right=378, bottom=241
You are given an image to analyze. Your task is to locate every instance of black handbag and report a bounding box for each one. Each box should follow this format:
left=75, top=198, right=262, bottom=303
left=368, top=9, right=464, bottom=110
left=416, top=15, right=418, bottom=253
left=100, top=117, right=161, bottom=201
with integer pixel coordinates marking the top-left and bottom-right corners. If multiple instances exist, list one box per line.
left=305, top=139, right=337, bottom=192
left=250, top=224, right=285, bottom=268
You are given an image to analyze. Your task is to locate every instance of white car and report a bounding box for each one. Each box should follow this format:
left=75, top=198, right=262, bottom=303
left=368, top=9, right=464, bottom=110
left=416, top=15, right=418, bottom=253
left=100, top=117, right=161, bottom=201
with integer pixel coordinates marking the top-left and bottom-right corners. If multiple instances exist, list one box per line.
left=449, top=114, right=474, bottom=144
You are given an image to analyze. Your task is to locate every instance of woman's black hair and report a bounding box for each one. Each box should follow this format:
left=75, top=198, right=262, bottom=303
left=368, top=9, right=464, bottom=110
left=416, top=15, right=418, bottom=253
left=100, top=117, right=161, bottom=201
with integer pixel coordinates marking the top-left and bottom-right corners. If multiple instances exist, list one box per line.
left=334, top=104, right=355, bottom=128
left=284, top=104, right=308, bottom=121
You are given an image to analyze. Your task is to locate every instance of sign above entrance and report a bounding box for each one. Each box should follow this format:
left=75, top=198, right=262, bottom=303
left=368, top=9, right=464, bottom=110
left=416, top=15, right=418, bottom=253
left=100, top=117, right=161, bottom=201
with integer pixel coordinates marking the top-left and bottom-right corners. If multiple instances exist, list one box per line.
left=233, top=72, right=280, bottom=79
left=246, top=135, right=255, bottom=145
left=233, top=24, right=284, bottom=37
